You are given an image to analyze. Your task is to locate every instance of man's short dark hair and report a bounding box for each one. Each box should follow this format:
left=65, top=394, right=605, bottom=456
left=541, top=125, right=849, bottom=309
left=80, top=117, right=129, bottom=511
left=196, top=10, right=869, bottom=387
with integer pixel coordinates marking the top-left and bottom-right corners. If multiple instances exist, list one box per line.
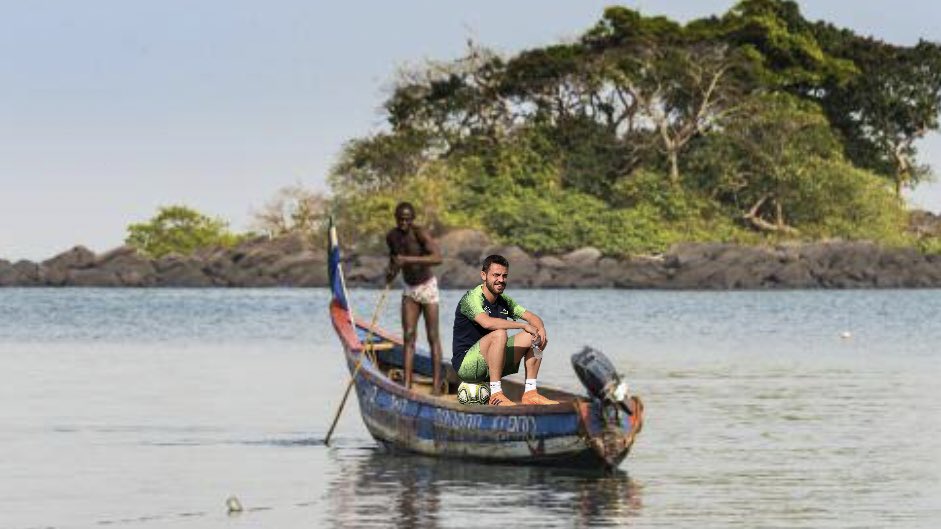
left=394, top=202, right=415, bottom=218
left=482, top=254, right=509, bottom=272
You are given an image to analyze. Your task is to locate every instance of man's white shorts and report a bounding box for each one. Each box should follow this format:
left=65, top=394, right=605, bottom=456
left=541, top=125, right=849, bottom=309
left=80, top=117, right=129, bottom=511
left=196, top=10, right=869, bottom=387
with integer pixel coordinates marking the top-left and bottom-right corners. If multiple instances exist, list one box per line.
left=403, top=276, right=439, bottom=305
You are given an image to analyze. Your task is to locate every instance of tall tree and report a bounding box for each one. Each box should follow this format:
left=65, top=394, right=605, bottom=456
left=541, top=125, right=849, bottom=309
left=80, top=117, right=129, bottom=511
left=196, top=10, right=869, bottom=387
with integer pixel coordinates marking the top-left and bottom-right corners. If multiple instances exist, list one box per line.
left=585, top=7, right=744, bottom=185
left=814, top=29, right=941, bottom=196
left=689, top=93, right=844, bottom=234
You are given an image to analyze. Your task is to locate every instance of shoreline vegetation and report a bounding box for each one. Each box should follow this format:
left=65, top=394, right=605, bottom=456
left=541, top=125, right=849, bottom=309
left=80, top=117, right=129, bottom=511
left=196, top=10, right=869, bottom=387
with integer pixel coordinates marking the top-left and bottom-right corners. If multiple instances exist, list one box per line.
left=8, top=0, right=941, bottom=288
left=323, top=1, right=941, bottom=260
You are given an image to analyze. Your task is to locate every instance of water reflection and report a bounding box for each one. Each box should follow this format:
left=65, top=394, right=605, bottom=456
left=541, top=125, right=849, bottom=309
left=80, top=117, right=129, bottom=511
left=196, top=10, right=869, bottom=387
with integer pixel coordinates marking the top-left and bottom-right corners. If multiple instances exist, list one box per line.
left=326, top=448, right=643, bottom=528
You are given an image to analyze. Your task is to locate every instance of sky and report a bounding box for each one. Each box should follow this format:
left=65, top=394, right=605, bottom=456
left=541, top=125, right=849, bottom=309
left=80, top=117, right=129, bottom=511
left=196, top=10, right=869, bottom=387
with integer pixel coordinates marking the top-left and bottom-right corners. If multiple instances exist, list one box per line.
left=3, top=1, right=941, bottom=261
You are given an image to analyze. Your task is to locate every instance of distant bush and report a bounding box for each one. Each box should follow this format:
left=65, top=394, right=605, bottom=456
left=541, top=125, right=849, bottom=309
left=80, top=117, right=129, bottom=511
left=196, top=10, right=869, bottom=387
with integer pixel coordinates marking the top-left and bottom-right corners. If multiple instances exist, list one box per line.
left=251, top=185, right=329, bottom=238
left=125, top=205, right=249, bottom=258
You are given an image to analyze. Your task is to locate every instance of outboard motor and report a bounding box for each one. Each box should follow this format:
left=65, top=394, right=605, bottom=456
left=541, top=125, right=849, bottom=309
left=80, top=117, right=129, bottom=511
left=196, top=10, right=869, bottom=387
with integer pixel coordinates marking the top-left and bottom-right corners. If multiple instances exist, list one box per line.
left=571, top=346, right=631, bottom=415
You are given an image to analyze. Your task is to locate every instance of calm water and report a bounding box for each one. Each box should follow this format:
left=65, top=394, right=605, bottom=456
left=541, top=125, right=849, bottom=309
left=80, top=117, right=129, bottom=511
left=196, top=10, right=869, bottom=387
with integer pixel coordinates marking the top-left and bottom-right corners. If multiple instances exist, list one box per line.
left=1, top=287, right=939, bottom=528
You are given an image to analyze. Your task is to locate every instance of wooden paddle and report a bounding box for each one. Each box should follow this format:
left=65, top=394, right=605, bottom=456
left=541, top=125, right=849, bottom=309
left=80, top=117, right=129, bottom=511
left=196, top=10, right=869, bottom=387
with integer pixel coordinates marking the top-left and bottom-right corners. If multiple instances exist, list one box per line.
left=324, top=279, right=392, bottom=446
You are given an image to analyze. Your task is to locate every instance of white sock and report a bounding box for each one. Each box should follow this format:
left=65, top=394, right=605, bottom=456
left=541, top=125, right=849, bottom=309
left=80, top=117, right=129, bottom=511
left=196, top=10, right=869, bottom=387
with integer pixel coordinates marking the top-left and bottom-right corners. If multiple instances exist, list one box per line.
left=489, top=381, right=503, bottom=395
left=525, top=379, right=537, bottom=393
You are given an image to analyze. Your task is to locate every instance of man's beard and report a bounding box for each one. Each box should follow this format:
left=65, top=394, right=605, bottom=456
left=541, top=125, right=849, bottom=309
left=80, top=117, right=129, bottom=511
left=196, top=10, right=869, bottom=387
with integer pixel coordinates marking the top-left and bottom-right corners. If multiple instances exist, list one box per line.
left=485, top=278, right=505, bottom=296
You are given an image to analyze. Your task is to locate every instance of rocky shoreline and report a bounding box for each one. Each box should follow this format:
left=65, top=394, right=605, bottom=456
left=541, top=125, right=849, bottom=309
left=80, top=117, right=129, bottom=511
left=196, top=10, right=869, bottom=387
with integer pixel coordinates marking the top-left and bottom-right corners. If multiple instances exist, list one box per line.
left=3, top=228, right=941, bottom=289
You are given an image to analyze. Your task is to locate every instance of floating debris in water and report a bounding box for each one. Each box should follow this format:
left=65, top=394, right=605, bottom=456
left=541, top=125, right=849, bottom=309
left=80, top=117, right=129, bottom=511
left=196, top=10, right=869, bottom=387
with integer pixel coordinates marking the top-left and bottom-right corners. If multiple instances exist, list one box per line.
left=226, top=495, right=243, bottom=514
left=840, top=331, right=852, bottom=339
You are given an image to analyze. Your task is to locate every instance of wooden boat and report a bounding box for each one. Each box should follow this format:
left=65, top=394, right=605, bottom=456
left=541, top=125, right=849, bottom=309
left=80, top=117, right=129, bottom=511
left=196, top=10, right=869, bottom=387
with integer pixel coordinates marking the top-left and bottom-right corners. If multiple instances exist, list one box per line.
left=327, top=223, right=643, bottom=470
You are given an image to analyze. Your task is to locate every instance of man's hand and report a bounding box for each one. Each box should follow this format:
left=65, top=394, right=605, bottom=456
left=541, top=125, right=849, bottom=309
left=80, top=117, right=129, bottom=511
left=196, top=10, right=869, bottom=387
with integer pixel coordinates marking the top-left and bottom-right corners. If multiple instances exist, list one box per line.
left=523, top=324, right=541, bottom=347
left=535, top=327, right=548, bottom=350
left=385, top=264, right=398, bottom=284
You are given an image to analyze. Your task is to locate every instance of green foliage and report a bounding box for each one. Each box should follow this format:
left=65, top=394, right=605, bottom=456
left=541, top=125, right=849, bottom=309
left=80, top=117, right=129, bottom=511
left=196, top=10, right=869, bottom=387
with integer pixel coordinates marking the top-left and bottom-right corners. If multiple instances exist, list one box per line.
left=546, top=116, right=630, bottom=198
left=325, top=0, right=939, bottom=256
left=610, top=168, right=748, bottom=245
left=712, top=0, right=858, bottom=89
left=125, top=205, right=248, bottom=258
left=802, top=160, right=908, bottom=241
left=329, top=131, right=428, bottom=194
left=330, top=157, right=480, bottom=252
left=685, top=92, right=904, bottom=239
left=915, top=236, right=941, bottom=255
left=814, top=31, right=941, bottom=192
left=687, top=93, right=842, bottom=228
left=330, top=193, right=400, bottom=253
left=479, top=187, right=669, bottom=255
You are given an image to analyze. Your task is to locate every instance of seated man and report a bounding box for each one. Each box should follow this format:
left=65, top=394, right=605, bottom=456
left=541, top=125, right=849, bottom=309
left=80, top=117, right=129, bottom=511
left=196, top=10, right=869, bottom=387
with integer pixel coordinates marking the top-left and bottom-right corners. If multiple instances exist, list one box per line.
left=451, top=254, right=558, bottom=406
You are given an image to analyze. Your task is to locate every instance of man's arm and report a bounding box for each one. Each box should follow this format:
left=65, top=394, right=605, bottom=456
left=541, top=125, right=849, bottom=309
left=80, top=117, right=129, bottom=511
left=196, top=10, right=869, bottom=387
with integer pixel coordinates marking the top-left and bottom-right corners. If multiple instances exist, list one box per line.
left=385, top=231, right=399, bottom=283
left=393, top=227, right=443, bottom=266
left=520, top=310, right=548, bottom=349
left=473, top=313, right=537, bottom=335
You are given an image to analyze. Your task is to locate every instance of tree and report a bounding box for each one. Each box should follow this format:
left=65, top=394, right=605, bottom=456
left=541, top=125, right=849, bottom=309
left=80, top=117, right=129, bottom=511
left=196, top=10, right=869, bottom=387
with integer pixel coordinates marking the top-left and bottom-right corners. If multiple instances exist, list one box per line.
left=706, top=0, right=941, bottom=196
left=251, top=185, right=328, bottom=238
left=703, top=0, right=857, bottom=91
left=324, top=1, right=928, bottom=254
left=384, top=43, right=511, bottom=157
left=814, top=31, right=941, bottom=196
left=585, top=7, right=745, bottom=185
left=125, top=205, right=247, bottom=258
left=329, top=130, right=429, bottom=196
left=687, top=93, right=902, bottom=237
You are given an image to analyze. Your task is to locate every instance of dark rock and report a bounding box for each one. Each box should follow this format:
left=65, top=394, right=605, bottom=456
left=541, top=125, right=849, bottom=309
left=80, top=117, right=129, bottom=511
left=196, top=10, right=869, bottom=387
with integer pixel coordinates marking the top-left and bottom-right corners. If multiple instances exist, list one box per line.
left=0, top=259, right=19, bottom=286
left=11, top=260, right=40, bottom=285
left=232, top=245, right=282, bottom=270
left=764, top=261, right=815, bottom=288
left=346, top=255, right=387, bottom=285
left=596, top=257, right=624, bottom=284
left=39, top=265, right=69, bottom=286
left=42, top=246, right=97, bottom=270
left=67, top=268, right=123, bottom=287
left=201, top=249, right=238, bottom=284
left=562, top=247, right=602, bottom=267
left=154, top=255, right=214, bottom=287
left=549, top=249, right=613, bottom=288
left=614, top=256, right=669, bottom=288
left=529, top=267, right=557, bottom=288
left=667, top=244, right=765, bottom=289
left=268, top=251, right=328, bottom=286
left=438, top=229, right=491, bottom=264
left=266, top=232, right=311, bottom=254
left=482, top=245, right=536, bottom=286
left=6, top=234, right=941, bottom=289
left=96, top=246, right=157, bottom=286
left=228, top=234, right=310, bottom=272
left=437, top=257, right=483, bottom=289
left=664, top=242, right=724, bottom=269
left=537, top=256, right=566, bottom=270
left=224, top=267, right=275, bottom=287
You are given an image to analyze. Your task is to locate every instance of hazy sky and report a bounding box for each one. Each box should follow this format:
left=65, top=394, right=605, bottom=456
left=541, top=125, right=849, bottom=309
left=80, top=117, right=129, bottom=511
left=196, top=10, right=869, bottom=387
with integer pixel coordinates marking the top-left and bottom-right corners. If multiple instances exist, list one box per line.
left=3, top=1, right=941, bottom=261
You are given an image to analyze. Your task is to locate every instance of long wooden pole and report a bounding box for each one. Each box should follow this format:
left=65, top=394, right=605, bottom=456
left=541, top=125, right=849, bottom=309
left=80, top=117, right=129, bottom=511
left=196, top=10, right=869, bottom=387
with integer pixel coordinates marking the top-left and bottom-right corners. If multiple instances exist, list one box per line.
left=324, top=280, right=392, bottom=446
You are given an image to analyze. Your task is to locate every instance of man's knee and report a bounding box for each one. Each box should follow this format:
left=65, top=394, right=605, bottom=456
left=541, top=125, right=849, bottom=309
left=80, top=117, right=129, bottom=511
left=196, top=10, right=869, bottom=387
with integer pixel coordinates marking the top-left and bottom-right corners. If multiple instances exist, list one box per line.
left=514, top=332, right=533, bottom=348
left=403, top=327, right=418, bottom=344
left=487, top=329, right=507, bottom=344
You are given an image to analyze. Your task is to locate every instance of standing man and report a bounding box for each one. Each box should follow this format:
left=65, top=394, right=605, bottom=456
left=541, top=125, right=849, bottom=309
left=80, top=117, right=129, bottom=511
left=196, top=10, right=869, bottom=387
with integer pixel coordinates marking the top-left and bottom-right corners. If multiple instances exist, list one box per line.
left=386, top=202, right=443, bottom=394
left=451, top=254, right=559, bottom=406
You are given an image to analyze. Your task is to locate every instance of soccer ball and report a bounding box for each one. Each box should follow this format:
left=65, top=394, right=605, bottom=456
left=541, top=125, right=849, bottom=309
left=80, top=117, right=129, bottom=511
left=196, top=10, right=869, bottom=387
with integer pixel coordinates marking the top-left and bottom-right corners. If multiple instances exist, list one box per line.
left=457, top=381, right=490, bottom=405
